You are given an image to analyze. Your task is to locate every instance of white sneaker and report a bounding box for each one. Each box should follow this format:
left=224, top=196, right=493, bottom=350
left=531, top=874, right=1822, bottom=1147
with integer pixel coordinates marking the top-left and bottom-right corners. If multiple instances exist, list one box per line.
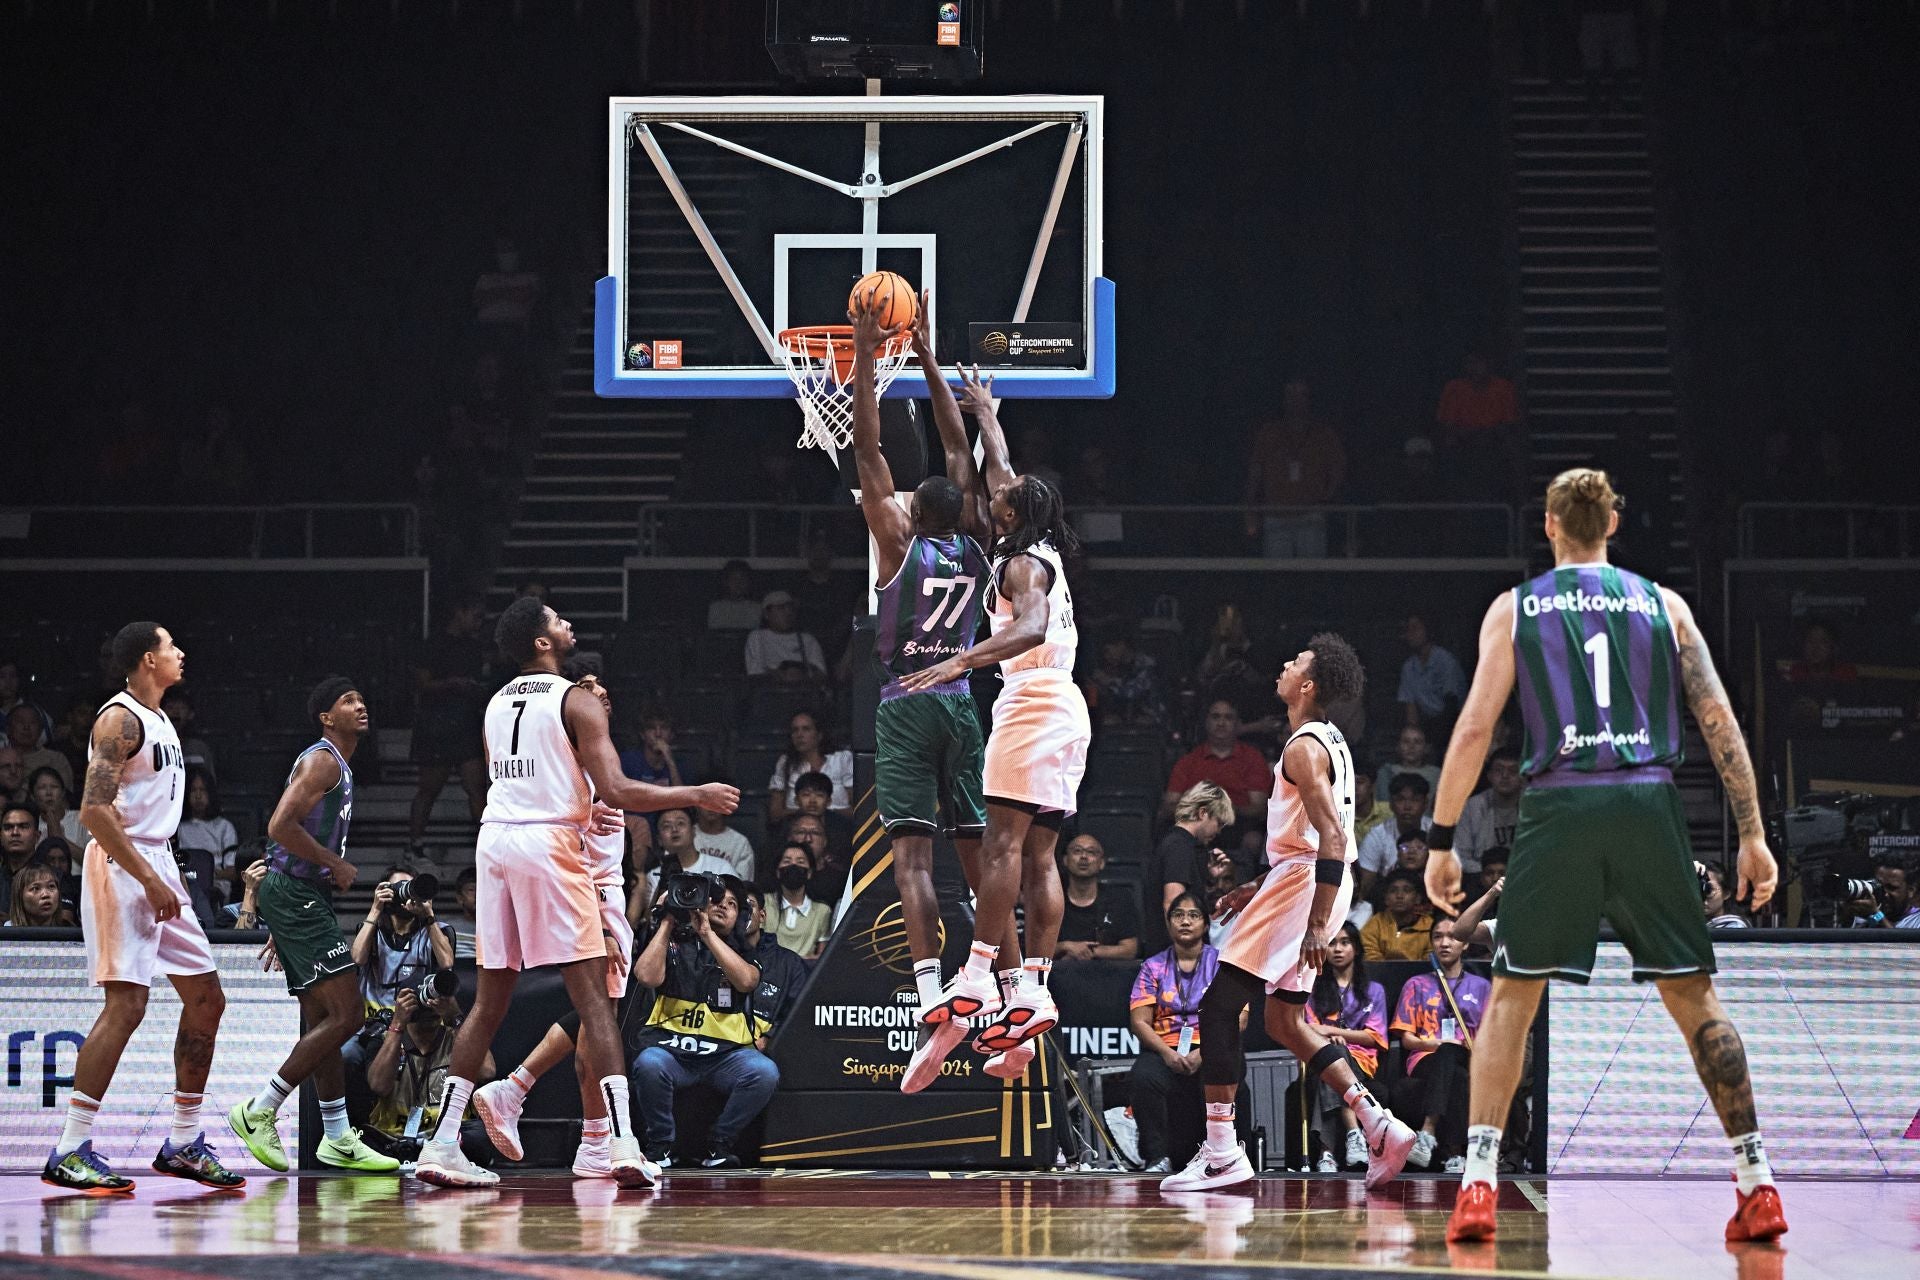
left=971, top=986, right=1059, bottom=1054
left=920, top=969, right=1001, bottom=1026
left=1405, top=1128, right=1435, bottom=1171
left=572, top=1140, right=613, bottom=1179
left=1159, top=1142, right=1254, bottom=1192
left=1344, top=1128, right=1368, bottom=1170
left=1143, top=1157, right=1172, bottom=1173
left=902, top=1020, right=968, bottom=1095
left=471, top=1081, right=527, bottom=1162
left=1362, top=1117, right=1419, bottom=1189
left=607, top=1135, right=661, bottom=1189
left=983, top=1040, right=1036, bottom=1080
left=1444, top=1155, right=1465, bottom=1174
left=1315, top=1152, right=1338, bottom=1173
left=413, top=1139, right=499, bottom=1189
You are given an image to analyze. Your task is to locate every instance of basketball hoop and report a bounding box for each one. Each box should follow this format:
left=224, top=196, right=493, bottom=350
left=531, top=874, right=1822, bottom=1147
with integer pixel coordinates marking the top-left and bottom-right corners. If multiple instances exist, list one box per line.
left=777, top=325, right=915, bottom=454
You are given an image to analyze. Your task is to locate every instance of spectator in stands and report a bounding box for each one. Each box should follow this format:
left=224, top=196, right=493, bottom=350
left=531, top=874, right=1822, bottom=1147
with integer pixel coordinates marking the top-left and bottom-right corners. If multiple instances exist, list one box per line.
left=1435, top=351, right=1521, bottom=502
left=1394, top=830, right=1430, bottom=881
left=1303, top=922, right=1388, bottom=1172
left=0, top=660, right=27, bottom=721
left=1195, top=605, right=1265, bottom=714
left=1374, top=726, right=1439, bottom=803
left=159, top=688, right=216, bottom=779
left=8, top=704, right=69, bottom=792
left=1396, top=616, right=1467, bottom=740
left=1456, top=748, right=1522, bottom=876
left=767, top=712, right=853, bottom=823
left=1848, top=857, right=1920, bottom=929
left=708, top=560, right=763, bottom=632
left=632, top=876, right=778, bottom=1167
left=1203, top=851, right=1244, bottom=950
left=1055, top=835, right=1140, bottom=962
left=625, top=815, right=658, bottom=930
left=365, top=980, right=493, bottom=1166
left=1377, top=435, right=1440, bottom=506
left=790, top=529, right=857, bottom=655
left=1784, top=621, right=1858, bottom=683
left=0, top=803, right=40, bottom=913
left=1160, top=700, right=1270, bottom=831
left=175, top=767, right=240, bottom=905
left=0, top=745, right=23, bottom=807
left=1242, top=380, right=1347, bottom=557
left=745, top=592, right=828, bottom=687
left=1353, top=768, right=1390, bottom=845
left=6, top=861, right=75, bottom=928
left=764, top=841, right=832, bottom=961
left=472, top=236, right=542, bottom=332
left=644, top=808, right=733, bottom=903
left=1085, top=635, right=1165, bottom=728
left=1701, top=865, right=1750, bottom=931
left=1361, top=871, right=1435, bottom=963
left=692, top=790, right=757, bottom=883
left=783, top=813, right=847, bottom=908
left=618, top=708, right=685, bottom=797
left=1476, top=849, right=1509, bottom=905
left=1145, top=783, right=1233, bottom=955
left=1391, top=920, right=1491, bottom=1172
left=29, top=766, right=84, bottom=848
left=444, top=867, right=480, bottom=960
left=743, top=893, right=810, bottom=1041
left=1355, top=774, right=1433, bottom=902
left=1127, top=890, right=1221, bottom=1174
left=790, top=770, right=854, bottom=862
left=51, top=704, right=93, bottom=789
left=409, top=598, right=490, bottom=849
left=34, top=836, right=80, bottom=914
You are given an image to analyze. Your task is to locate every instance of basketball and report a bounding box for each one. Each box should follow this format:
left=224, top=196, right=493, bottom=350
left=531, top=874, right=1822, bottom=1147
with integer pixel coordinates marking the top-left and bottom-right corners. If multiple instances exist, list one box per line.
left=850, top=270, right=917, bottom=330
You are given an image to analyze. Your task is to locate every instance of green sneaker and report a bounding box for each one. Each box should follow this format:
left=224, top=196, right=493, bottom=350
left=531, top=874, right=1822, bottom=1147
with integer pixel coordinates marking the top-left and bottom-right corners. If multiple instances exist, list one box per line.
left=316, top=1128, right=400, bottom=1172
left=227, top=1101, right=289, bottom=1173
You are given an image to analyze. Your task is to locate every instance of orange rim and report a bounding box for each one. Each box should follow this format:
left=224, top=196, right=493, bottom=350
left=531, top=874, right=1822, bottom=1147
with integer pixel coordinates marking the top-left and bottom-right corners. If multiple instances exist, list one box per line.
left=780, top=325, right=898, bottom=379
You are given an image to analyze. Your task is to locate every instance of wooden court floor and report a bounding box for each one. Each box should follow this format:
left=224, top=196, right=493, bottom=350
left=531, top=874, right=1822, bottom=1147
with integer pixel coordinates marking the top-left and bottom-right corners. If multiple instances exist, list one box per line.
left=1, top=1171, right=1913, bottom=1280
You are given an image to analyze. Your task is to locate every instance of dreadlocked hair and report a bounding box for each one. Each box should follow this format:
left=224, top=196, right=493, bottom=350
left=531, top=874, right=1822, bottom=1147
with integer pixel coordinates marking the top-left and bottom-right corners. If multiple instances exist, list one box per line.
left=993, top=473, right=1082, bottom=562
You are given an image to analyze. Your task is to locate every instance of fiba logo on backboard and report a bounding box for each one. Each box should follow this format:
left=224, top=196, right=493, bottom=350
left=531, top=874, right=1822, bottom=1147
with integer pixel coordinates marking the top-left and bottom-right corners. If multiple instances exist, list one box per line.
left=625, top=339, right=683, bottom=370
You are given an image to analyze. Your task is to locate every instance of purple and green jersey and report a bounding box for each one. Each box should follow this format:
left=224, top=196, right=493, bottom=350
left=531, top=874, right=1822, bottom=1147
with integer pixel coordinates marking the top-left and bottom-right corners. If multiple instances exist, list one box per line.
left=874, top=531, right=990, bottom=700
left=1511, top=563, right=1685, bottom=783
left=263, top=739, right=353, bottom=884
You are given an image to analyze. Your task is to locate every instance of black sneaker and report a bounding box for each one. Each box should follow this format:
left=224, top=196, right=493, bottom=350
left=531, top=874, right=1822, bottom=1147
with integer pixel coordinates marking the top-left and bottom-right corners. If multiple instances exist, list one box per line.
left=700, top=1148, right=741, bottom=1169
left=42, top=1141, right=135, bottom=1195
left=645, top=1146, right=675, bottom=1168
left=152, top=1132, right=246, bottom=1189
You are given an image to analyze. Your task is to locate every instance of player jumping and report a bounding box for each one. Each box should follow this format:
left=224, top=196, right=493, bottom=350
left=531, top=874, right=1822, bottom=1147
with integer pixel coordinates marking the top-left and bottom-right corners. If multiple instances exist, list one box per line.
left=1425, top=468, right=1787, bottom=1244
left=1161, top=635, right=1417, bottom=1192
left=413, top=600, right=739, bottom=1189
left=45, top=621, right=244, bottom=1193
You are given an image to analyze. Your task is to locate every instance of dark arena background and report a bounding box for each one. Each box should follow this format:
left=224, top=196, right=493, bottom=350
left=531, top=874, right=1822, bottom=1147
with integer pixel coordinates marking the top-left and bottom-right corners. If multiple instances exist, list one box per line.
left=3, top=3, right=1918, bottom=1279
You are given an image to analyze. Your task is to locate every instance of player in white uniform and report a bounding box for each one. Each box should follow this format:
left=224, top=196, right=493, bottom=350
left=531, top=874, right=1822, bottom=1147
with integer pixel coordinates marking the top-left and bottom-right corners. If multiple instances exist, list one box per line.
left=414, top=602, right=739, bottom=1190
left=43, top=621, right=244, bottom=1193
left=1160, top=635, right=1416, bottom=1193
left=898, top=369, right=1092, bottom=1079
left=471, top=656, right=641, bottom=1179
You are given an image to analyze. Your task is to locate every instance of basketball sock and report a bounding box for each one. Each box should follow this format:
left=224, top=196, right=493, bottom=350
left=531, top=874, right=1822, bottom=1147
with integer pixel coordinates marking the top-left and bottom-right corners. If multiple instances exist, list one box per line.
left=169, top=1091, right=205, bottom=1147
left=318, top=1097, right=351, bottom=1141
left=961, top=941, right=999, bottom=981
left=507, top=1065, right=536, bottom=1097
left=1023, top=958, right=1053, bottom=991
left=55, top=1090, right=102, bottom=1156
left=429, top=1076, right=476, bottom=1146
left=1730, top=1131, right=1775, bottom=1194
left=600, top=1076, right=636, bottom=1144
left=996, top=967, right=1024, bottom=1006
left=1343, top=1081, right=1391, bottom=1137
left=582, top=1116, right=611, bottom=1145
left=1205, top=1102, right=1236, bottom=1152
left=253, top=1073, right=294, bottom=1117
left=914, top=959, right=943, bottom=1011
left=1463, top=1125, right=1502, bottom=1189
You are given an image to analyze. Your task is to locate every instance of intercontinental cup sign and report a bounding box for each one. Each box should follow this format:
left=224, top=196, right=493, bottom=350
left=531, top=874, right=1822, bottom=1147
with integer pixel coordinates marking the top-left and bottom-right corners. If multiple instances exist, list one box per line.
left=969, top=322, right=1083, bottom=368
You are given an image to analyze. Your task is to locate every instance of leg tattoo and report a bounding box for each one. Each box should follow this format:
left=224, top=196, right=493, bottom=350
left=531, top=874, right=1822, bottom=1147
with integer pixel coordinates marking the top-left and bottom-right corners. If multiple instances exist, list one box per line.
left=1688, top=1019, right=1758, bottom=1137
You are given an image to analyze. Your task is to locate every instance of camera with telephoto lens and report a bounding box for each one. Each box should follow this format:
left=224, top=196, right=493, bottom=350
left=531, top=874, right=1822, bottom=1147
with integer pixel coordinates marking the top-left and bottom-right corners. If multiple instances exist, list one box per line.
left=388, top=872, right=438, bottom=909
left=1821, top=875, right=1883, bottom=905
left=414, top=967, right=458, bottom=1006
left=659, top=870, right=726, bottom=943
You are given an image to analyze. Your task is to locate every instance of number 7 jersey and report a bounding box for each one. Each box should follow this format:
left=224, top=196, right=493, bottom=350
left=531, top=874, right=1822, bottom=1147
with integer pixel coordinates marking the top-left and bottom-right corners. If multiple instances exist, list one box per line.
left=874, top=531, right=991, bottom=695
left=480, top=672, right=592, bottom=827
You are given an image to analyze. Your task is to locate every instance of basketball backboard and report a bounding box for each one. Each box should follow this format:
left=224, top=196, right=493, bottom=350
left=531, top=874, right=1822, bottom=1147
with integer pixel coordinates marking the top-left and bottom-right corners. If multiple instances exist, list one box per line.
left=597, top=94, right=1112, bottom=400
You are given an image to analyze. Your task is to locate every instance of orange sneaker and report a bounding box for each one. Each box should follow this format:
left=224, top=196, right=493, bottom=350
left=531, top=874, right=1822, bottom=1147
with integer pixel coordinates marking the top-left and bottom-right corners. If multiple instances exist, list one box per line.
left=1725, top=1184, right=1789, bottom=1243
left=1446, top=1181, right=1498, bottom=1243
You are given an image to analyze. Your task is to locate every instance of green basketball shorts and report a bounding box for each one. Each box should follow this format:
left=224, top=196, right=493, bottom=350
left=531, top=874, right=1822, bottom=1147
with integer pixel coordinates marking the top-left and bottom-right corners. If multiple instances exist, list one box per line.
left=256, top=870, right=357, bottom=995
left=873, top=690, right=988, bottom=839
left=1493, top=779, right=1716, bottom=985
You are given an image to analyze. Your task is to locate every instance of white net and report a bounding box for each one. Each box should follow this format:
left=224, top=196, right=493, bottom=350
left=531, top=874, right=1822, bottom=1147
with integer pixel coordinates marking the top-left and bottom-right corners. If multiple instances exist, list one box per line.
left=778, top=328, right=916, bottom=453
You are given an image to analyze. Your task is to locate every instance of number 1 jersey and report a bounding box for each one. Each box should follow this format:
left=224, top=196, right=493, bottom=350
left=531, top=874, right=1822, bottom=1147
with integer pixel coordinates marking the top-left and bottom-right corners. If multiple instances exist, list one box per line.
left=480, top=672, right=591, bottom=826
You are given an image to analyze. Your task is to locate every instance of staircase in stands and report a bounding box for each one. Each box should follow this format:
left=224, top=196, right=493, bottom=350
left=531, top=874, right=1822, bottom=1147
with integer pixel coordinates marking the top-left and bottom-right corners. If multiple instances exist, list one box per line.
left=1509, top=76, right=1720, bottom=854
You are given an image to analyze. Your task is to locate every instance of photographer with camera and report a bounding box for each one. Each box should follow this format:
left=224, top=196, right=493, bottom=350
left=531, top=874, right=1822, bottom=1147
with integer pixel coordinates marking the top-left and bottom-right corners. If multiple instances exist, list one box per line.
left=1845, top=857, right=1920, bottom=928
left=343, top=865, right=456, bottom=1116
left=630, top=872, right=778, bottom=1169
left=364, top=970, right=494, bottom=1165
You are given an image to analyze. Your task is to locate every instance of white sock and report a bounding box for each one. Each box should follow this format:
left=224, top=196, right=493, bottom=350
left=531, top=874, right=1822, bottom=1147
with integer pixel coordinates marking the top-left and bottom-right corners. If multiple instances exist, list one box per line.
left=253, top=1073, right=293, bottom=1116
left=599, top=1075, right=635, bottom=1144
left=914, top=960, right=943, bottom=1010
left=56, top=1090, right=101, bottom=1156
left=1343, top=1080, right=1391, bottom=1136
left=1731, top=1131, right=1774, bottom=1194
left=1463, top=1124, right=1502, bottom=1189
left=170, top=1091, right=205, bottom=1147
left=1023, top=957, right=1053, bottom=990
left=1205, top=1101, right=1236, bottom=1152
left=961, top=940, right=999, bottom=980
left=507, top=1065, right=536, bottom=1097
left=429, top=1075, right=476, bottom=1146
left=996, top=967, right=1024, bottom=1005
left=318, top=1096, right=350, bottom=1141
left=582, top=1116, right=611, bottom=1146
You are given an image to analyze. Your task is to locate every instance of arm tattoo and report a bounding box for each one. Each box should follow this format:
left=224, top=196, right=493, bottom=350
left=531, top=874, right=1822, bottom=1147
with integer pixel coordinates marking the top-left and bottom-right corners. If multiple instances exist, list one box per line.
left=1688, top=1019, right=1759, bottom=1137
left=80, top=709, right=142, bottom=810
left=1676, top=633, right=1763, bottom=840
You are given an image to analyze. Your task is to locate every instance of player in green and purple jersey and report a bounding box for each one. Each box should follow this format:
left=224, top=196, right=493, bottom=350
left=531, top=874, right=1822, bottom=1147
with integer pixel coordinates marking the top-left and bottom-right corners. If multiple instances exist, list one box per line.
left=1424, top=469, right=1786, bottom=1246
left=848, top=287, right=1023, bottom=1094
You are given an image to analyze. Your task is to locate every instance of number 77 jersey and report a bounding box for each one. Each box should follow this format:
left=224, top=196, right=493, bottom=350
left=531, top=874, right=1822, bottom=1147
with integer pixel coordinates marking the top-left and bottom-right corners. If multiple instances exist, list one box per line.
left=874, top=532, right=991, bottom=696
left=1511, top=562, right=1686, bottom=783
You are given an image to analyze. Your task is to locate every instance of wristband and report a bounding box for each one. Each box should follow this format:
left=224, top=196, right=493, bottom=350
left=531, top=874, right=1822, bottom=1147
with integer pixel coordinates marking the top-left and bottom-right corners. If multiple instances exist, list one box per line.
left=1426, top=823, right=1456, bottom=852
left=1314, top=858, right=1347, bottom=886
left=1868, top=911, right=1886, bottom=925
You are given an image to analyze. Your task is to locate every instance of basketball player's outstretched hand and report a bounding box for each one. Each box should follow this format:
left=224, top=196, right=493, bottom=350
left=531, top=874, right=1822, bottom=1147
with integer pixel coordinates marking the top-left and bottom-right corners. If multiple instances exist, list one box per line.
left=1212, top=881, right=1258, bottom=924
left=1736, top=837, right=1778, bottom=910
left=957, top=365, right=995, bottom=416
left=898, top=656, right=969, bottom=694
left=145, top=878, right=183, bottom=924
left=910, top=288, right=934, bottom=355
left=1424, top=849, right=1465, bottom=918
left=848, top=285, right=905, bottom=351
left=694, top=782, right=741, bottom=815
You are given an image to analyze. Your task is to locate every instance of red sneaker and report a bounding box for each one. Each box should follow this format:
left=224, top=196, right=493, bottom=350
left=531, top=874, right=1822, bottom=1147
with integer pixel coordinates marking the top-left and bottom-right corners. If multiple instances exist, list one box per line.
left=1726, top=1184, right=1789, bottom=1243
left=1446, top=1181, right=1498, bottom=1243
